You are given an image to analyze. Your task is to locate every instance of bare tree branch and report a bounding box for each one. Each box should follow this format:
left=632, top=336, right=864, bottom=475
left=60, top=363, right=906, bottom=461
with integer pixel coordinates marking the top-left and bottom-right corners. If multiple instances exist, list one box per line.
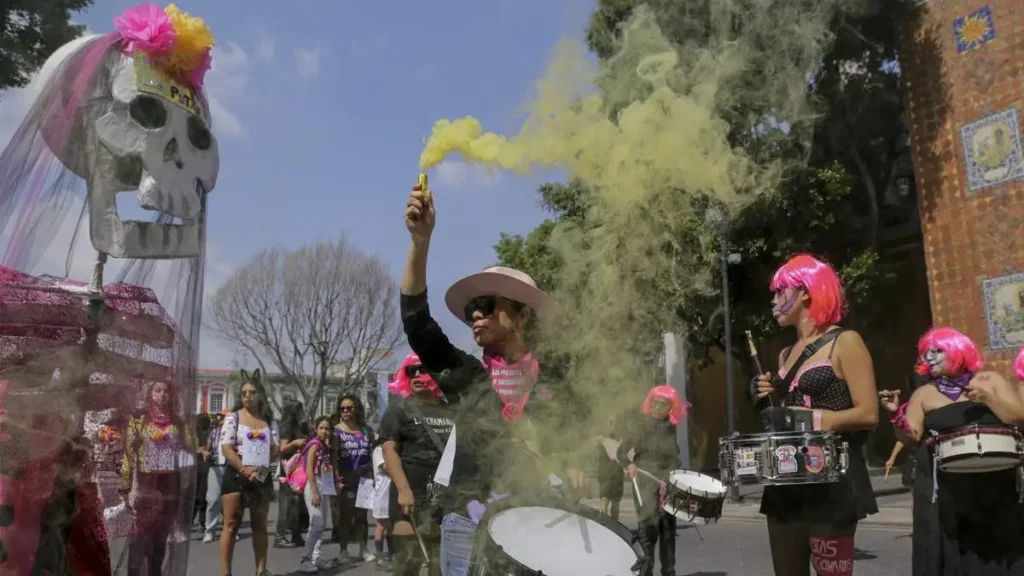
left=206, top=237, right=403, bottom=419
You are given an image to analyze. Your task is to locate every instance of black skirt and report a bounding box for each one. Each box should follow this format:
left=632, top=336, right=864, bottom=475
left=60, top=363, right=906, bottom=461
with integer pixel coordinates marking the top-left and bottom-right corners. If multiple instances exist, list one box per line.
left=221, top=466, right=276, bottom=507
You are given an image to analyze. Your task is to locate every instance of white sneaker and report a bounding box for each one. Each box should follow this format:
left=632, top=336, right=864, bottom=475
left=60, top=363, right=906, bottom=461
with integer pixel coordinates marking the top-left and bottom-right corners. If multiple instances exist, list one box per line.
left=298, top=559, right=319, bottom=573
left=362, top=552, right=376, bottom=562
left=202, top=533, right=214, bottom=544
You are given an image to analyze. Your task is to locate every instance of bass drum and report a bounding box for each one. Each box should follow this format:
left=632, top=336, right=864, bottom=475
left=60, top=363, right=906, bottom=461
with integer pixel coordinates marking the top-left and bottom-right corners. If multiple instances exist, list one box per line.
left=471, top=497, right=643, bottom=576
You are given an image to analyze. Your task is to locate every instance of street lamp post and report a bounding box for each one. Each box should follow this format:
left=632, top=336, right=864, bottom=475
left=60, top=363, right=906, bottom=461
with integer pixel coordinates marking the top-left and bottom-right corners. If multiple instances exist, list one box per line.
left=707, top=208, right=742, bottom=502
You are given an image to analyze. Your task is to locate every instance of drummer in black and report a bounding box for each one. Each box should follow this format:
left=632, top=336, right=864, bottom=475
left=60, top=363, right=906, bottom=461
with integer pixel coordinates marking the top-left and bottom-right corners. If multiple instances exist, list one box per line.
left=752, top=254, right=878, bottom=576
left=379, top=352, right=454, bottom=576
left=399, top=182, right=586, bottom=576
left=619, top=385, right=686, bottom=576
left=880, top=326, right=1024, bottom=575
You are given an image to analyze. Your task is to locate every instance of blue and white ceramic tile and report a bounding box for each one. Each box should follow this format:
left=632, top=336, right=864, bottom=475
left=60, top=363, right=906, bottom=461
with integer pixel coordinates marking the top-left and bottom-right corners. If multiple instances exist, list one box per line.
left=982, top=272, right=1024, bottom=350
left=961, top=108, right=1024, bottom=192
left=955, top=5, right=996, bottom=54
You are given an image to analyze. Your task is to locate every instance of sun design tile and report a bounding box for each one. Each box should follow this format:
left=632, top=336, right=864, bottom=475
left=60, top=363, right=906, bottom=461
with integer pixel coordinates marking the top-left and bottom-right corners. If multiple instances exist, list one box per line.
left=954, top=5, right=996, bottom=54
left=961, top=108, right=1024, bottom=191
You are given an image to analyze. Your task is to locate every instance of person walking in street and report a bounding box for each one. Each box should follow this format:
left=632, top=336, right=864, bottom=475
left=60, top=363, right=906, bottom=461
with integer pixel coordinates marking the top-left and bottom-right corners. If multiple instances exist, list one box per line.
left=276, top=401, right=309, bottom=548
left=218, top=370, right=281, bottom=576
left=331, top=394, right=375, bottom=563
left=298, top=416, right=342, bottom=573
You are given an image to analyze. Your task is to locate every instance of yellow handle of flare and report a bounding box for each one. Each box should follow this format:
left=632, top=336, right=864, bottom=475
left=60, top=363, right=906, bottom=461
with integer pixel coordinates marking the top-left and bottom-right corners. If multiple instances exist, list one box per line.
left=418, top=173, right=431, bottom=202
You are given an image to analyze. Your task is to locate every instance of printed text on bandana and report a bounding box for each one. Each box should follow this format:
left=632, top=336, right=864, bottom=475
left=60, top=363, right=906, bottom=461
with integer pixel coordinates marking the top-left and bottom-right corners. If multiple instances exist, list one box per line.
left=490, top=364, right=532, bottom=403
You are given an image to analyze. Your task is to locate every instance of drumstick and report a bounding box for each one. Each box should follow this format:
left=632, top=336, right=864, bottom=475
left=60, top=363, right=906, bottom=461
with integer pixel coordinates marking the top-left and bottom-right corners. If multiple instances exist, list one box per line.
left=746, top=330, right=774, bottom=407
left=411, top=520, right=430, bottom=562
left=631, top=477, right=644, bottom=508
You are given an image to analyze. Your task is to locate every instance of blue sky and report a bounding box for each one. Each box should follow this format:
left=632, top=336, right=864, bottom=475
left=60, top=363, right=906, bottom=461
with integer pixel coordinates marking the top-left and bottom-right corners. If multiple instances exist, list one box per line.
left=1, top=0, right=599, bottom=368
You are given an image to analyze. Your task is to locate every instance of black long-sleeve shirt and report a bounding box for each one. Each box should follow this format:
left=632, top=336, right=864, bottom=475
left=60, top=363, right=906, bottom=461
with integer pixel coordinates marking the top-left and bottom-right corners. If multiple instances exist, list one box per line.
left=400, top=290, right=586, bottom=511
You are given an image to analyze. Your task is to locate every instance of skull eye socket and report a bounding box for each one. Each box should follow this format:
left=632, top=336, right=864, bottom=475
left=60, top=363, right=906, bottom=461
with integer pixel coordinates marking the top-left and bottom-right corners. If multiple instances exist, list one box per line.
left=188, top=115, right=212, bottom=151
left=129, top=95, right=167, bottom=129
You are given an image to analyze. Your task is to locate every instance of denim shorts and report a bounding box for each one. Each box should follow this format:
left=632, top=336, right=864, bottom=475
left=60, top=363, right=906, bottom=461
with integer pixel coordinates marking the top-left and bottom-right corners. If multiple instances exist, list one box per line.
left=440, top=513, right=476, bottom=576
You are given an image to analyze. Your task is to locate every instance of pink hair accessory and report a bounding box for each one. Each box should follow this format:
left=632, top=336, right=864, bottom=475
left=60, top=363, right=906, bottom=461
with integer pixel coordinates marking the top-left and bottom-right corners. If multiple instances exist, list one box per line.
left=916, top=326, right=983, bottom=376
left=642, top=385, right=689, bottom=426
left=891, top=401, right=912, bottom=432
left=1013, top=346, right=1024, bottom=381
left=114, top=3, right=176, bottom=56
left=388, top=352, right=442, bottom=398
left=769, top=254, right=846, bottom=327
left=246, top=430, right=266, bottom=441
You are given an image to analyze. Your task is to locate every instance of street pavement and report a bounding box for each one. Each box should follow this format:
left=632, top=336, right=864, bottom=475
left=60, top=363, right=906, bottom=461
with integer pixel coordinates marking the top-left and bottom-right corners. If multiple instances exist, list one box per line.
left=181, top=476, right=913, bottom=575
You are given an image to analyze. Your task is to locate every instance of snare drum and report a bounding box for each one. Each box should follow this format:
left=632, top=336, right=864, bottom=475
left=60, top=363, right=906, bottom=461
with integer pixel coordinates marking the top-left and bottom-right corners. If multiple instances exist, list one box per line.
left=719, top=431, right=849, bottom=486
left=930, top=425, right=1023, bottom=473
left=662, top=470, right=726, bottom=523
left=471, top=498, right=643, bottom=576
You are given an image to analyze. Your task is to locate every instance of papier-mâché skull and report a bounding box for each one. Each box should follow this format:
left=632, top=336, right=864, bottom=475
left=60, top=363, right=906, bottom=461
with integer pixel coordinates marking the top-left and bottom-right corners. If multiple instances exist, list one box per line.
left=36, top=35, right=220, bottom=260
left=92, top=50, right=219, bottom=259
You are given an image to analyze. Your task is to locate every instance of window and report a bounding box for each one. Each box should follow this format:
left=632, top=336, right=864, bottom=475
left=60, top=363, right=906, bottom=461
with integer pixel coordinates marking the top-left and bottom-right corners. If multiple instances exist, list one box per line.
left=325, top=394, right=338, bottom=414
left=209, top=391, right=224, bottom=414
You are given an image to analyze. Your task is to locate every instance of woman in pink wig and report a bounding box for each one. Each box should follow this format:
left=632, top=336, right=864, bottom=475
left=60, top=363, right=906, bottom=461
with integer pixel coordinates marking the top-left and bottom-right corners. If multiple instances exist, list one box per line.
left=880, top=328, right=1024, bottom=575
left=751, top=254, right=878, bottom=576
left=617, top=385, right=686, bottom=576
left=380, top=352, right=453, bottom=575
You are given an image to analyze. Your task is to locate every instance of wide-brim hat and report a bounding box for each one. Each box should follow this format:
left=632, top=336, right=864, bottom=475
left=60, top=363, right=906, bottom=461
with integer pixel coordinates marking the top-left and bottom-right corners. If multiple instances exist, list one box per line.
left=445, top=266, right=555, bottom=326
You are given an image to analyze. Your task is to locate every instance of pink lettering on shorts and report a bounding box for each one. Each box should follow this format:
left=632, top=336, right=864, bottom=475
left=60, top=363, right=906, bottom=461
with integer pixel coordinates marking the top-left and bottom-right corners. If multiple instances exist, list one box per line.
left=810, top=535, right=854, bottom=576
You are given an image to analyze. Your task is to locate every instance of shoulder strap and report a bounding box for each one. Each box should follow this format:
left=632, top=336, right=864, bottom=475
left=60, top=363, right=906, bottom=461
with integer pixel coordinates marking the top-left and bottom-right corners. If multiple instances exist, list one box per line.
left=403, top=399, right=447, bottom=454
left=777, top=329, right=845, bottom=394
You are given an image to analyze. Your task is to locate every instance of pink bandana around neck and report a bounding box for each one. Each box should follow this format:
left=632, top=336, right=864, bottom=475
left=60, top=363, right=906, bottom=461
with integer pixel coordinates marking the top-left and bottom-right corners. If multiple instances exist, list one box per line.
left=483, top=352, right=540, bottom=423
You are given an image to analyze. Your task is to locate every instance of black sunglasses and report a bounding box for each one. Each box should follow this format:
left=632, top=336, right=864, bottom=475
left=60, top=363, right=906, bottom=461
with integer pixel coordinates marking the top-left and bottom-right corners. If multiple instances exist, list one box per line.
left=463, top=295, right=524, bottom=323
left=405, top=364, right=428, bottom=378
left=340, top=405, right=356, bottom=413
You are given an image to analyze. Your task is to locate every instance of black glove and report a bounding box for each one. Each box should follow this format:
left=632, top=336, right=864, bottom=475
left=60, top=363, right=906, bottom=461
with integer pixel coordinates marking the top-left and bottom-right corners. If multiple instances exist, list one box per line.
left=750, top=373, right=783, bottom=412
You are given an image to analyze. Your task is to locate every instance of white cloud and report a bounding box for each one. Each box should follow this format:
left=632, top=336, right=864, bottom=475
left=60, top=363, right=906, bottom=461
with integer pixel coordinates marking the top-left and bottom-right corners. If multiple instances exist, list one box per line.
left=204, top=42, right=251, bottom=138
left=293, top=48, right=321, bottom=79
left=254, top=32, right=275, bottom=63
left=435, top=161, right=503, bottom=189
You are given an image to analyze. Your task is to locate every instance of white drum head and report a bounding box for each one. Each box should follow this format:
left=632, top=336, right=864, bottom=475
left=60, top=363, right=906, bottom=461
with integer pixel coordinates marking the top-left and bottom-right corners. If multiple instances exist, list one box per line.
left=487, top=506, right=638, bottom=576
left=670, top=470, right=727, bottom=497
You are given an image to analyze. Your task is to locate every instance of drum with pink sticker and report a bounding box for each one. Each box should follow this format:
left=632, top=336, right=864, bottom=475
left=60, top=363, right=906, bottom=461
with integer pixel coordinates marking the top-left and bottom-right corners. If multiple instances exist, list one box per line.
left=718, top=431, right=849, bottom=486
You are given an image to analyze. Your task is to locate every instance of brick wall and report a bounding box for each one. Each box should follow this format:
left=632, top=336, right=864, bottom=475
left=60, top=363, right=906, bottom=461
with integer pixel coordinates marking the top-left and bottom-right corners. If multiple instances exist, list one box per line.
left=901, top=0, right=1024, bottom=375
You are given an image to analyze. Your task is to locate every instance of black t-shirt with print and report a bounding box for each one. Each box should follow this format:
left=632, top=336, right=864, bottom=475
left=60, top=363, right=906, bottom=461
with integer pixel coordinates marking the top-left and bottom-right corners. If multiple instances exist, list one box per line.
left=379, top=397, right=454, bottom=483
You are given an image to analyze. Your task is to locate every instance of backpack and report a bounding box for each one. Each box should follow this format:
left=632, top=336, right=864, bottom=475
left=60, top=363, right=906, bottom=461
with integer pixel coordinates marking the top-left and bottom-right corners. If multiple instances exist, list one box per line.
left=287, top=438, right=321, bottom=494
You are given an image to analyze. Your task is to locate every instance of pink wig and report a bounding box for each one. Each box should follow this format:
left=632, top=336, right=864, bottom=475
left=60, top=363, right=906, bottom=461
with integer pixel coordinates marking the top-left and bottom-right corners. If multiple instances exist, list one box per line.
left=1013, top=346, right=1024, bottom=381
left=642, top=385, right=689, bottom=426
left=914, top=327, right=983, bottom=376
left=769, top=254, right=847, bottom=327
left=388, top=352, right=441, bottom=398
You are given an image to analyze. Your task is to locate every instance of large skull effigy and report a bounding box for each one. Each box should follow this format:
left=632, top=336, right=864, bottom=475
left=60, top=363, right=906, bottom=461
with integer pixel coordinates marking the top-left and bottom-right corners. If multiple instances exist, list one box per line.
left=0, top=3, right=218, bottom=574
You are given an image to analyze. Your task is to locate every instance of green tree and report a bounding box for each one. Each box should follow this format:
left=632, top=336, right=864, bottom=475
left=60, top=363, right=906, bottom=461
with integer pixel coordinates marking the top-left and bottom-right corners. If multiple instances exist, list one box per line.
left=0, top=0, right=93, bottom=90
left=495, top=0, right=913, bottom=370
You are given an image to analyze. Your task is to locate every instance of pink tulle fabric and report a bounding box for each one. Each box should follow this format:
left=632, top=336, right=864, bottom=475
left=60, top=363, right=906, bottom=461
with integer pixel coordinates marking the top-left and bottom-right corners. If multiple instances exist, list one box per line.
left=769, top=253, right=847, bottom=327
left=914, top=326, right=983, bottom=376
left=642, top=385, right=689, bottom=425
left=0, top=266, right=177, bottom=382
left=113, top=3, right=175, bottom=56
left=1013, top=346, right=1024, bottom=381
left=388, top=352, right=441, bottom=398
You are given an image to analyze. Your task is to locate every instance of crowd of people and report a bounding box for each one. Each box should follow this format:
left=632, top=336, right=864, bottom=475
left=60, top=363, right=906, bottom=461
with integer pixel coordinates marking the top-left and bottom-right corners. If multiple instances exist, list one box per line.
left=186, top=181, right=1024, bottom=576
